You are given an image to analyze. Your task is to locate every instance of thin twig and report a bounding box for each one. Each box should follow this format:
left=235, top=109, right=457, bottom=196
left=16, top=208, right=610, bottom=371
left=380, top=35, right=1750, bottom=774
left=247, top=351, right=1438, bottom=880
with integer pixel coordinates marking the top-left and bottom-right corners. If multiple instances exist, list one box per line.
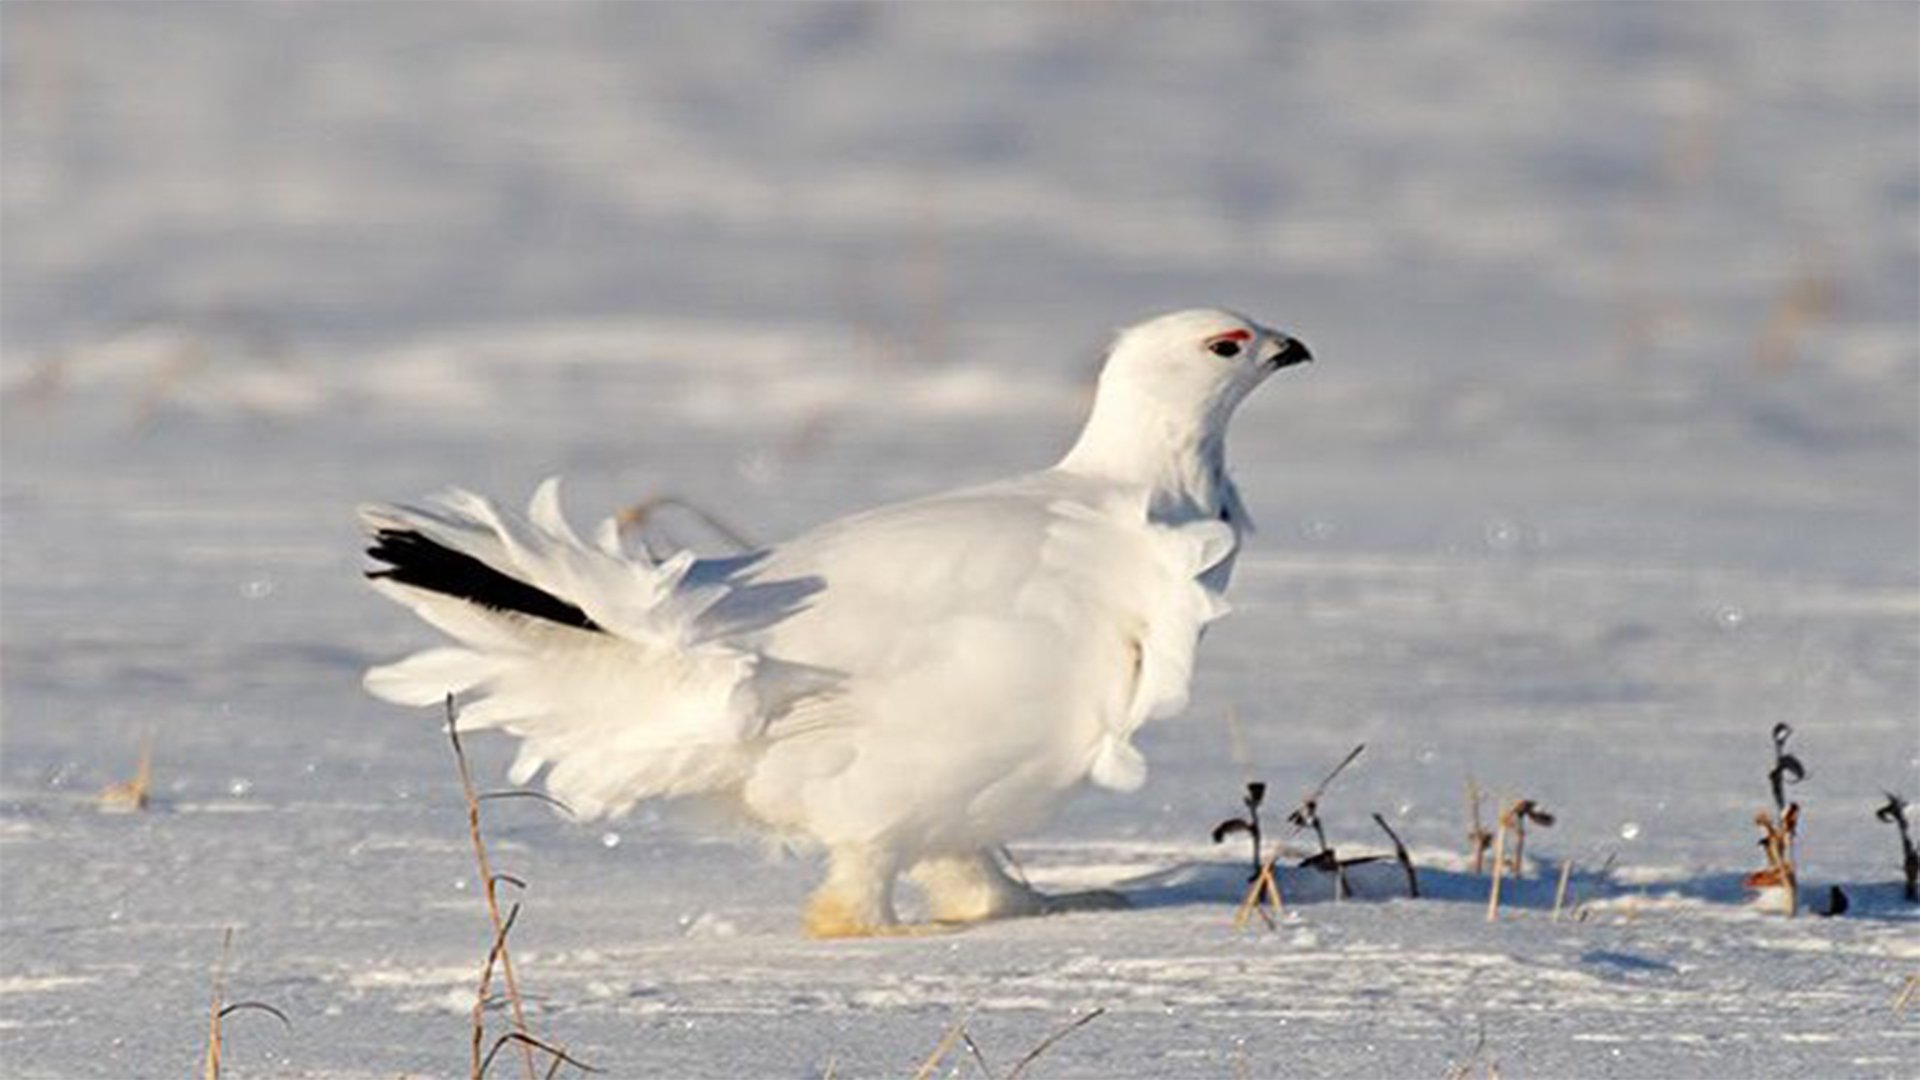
left=912, top=1013, right=971, bottom=1080
left=1750, top=805, right=1801, bottom=917
left=1443, top=1022, right=1498, bottom=1080
left=1768, top=723, right=1805, bottom=865
left=1212, top=781, right=1268, bottom=882
left=1485, top=818, right=1508, bottom=923
left=1503, top=800, right=1554, bottom=878
left=1288, top=745, right=1365, bottom=899
left=478, top=1033, right=599, bottom=1079
left=615, top=495, right=756, bottom=556
left=1571, top=851, right=1617, bottom=923
left=201, top=928, right=233, bottom=1080
left=1551, top=859, right=1574, bottom=922
left=217, top=1001, right=291, bottom=1029
left=1875, top=793, right=1918, bottom=903
left=198, top=929, right=288, bottom=1078
left=1465, top=775, right=1493, bottom=875
left=1234, top=853, right=1286, bottom=930
left=1371, top=812, right=1421, bottom=899
left=958, top=1028, right=995, bottom=1080
left=472, top=903, right=524, bottom=1076
left=99, top=728, right=154, bottom=813
left=1304, top=745, right=1366, bottom=806
left=449, top=697, right=538, bottom=1080
left=477, top=790, right=577, bottom=817
left=1894, top=974, right=1919, bottom=1016
left=1004, top=1008, right=1107, bottom=1080
left=1510, top=809, right=1527, bottom=878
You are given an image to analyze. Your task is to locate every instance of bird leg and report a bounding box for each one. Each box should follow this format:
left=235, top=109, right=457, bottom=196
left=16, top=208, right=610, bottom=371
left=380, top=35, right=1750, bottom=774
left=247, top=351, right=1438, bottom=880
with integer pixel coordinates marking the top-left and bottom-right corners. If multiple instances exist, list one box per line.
left=909, top=849, right=1129, bottom=924
left=804, top=844, right=902, bottom=939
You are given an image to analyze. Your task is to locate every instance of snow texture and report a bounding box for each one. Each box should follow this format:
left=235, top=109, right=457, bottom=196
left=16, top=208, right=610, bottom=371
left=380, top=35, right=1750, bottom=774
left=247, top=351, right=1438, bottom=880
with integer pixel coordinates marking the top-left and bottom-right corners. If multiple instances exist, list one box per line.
left=2, top=3, right=1916, bottom=1077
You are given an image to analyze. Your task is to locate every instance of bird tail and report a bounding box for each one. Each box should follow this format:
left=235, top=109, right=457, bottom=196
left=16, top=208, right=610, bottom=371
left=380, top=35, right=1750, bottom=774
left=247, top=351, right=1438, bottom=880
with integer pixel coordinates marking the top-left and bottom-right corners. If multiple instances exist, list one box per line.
left=360, top=479, right=813, bottom=819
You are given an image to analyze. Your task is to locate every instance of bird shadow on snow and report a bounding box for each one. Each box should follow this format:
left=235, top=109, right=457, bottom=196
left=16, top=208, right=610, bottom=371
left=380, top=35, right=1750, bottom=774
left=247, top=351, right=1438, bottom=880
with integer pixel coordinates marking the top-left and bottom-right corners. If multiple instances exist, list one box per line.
left=1090, top=857, right=1920, bottom=922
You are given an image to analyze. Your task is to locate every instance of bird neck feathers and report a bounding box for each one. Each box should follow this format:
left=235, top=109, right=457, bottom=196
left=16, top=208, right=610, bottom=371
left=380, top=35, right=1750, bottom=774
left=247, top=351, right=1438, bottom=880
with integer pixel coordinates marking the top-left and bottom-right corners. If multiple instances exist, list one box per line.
left=1055, top=376, right=1237, bottom=525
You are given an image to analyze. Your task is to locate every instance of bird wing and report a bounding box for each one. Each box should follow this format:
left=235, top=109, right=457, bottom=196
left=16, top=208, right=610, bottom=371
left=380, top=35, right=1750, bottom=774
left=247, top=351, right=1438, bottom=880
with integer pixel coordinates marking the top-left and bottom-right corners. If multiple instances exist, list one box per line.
left=742, top=473, right=1236, bottom=791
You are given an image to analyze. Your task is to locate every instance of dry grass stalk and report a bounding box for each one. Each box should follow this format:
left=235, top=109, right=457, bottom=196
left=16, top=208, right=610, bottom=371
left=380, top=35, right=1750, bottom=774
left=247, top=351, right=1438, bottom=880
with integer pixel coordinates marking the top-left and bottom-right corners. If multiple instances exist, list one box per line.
left=1370, top=812, right=1421, bottom=899
left=1747, top=805, right=1801, bottom=917
left=201, top=928, right=232, bottom=1080
left=98, top=731, right=153, bottom=813
left=1214, top=780, right=1284, bottom=926
left=1443, top=1023, right=1501, bottom=1080
left=912, top=1012, right=972, bottom=1080
left=1465, top=777, right=1493, bottom=875
left=1213, top=782, right=1268, bottom=878
left=1287, top=744, right=1366, bottom=900
left=1233, top=854, right=1286, bottom=930
left=448, top=700, right=593, bottom=1079
left=1504, top=800, right=1555, bottom=878
left=1485, top=797, right=1553, bottom=922
left=914, top=1006, right=1106, bottom=1080
left=1551, top=859, right=1574, bottom=922
left=1568, top=852, right=1616, bottom=924
left=447, top=699, right=540, bottom=1080
left=199, top=928, right=289, bottom=1080
left=1745, top=723, right=1805, bottom=917
left=478, top=1033, right=598, bottom=1080
left=614, top=495, right=755, bottom=557
left=471, top=902, right=523, bottom=1075
left=1894, top=974, right=1919, bottom=1016
left=1213, top=772, right=1290, bottom=926
left=1485, top=818, right=1509, bottom=923
left=1874, top=793, right=1918, bottom=903
left=959, top=1029, right=997, bottom=1080
left=1004, top=1008, right=1106, bottom=1080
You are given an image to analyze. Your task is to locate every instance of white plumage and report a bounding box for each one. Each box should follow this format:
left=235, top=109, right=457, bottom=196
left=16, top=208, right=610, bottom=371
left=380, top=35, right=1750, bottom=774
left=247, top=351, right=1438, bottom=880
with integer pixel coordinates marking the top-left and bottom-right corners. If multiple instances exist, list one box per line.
left=363, top=308, right=1311, bottom=936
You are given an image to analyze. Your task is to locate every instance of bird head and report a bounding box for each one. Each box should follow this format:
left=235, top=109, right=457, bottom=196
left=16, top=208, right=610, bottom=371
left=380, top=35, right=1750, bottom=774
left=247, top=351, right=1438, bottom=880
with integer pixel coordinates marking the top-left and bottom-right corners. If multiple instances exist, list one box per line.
left=1098, top=308, right=1311, bottom=425
left=1059, top=308, right=1311, bottom=484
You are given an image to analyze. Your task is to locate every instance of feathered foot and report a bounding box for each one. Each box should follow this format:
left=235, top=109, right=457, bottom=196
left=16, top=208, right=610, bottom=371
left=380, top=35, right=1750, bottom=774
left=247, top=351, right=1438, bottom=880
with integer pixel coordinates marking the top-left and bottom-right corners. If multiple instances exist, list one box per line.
left=808, top=848, right=1131, bottom=938
left=909, top=850, right=1131, bottom=924
left=804, top=844, right=903, bottom=939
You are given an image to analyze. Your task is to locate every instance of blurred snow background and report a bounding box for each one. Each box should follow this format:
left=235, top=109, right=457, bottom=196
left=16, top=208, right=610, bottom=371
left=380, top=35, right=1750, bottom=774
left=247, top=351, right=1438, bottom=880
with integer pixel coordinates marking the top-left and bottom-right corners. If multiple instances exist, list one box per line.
left=2, top=3, right=1915, bottom=1077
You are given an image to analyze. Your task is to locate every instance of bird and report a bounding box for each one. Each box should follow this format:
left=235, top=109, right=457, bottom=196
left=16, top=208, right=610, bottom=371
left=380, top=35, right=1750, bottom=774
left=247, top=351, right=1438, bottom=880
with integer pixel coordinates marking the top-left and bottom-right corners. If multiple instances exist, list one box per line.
left=361, top=308, right=1312, bottom=937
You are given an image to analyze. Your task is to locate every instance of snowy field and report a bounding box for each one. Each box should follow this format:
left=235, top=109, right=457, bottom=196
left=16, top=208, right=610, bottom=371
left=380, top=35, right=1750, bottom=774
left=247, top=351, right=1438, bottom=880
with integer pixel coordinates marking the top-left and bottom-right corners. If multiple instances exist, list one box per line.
left=3, top=4, right=1917, bottom=1077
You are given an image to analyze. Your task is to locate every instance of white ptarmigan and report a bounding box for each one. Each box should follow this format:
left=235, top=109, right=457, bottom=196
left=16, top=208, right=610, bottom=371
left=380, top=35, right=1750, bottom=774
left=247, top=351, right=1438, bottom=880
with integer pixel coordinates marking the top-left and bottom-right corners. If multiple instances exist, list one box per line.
left=362, top=308, right=1311, bottom=937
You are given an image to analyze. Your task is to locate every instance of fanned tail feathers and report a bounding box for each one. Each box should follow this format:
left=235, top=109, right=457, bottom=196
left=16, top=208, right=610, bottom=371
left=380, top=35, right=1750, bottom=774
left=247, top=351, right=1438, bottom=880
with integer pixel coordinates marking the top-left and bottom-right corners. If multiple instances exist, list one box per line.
left=362, top=479, right=806, bottom=818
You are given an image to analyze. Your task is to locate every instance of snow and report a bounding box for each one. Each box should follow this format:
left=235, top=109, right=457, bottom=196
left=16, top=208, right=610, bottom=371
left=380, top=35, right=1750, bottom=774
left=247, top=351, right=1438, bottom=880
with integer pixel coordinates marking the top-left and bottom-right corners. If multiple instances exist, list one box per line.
left=2, top=3, right=1916, bottom=1077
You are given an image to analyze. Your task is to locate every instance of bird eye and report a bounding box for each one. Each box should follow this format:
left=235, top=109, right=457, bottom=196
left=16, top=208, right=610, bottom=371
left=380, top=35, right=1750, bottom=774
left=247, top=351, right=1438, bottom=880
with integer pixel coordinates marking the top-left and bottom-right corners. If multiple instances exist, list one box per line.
left=1208, top=339, right=1242, bottom=358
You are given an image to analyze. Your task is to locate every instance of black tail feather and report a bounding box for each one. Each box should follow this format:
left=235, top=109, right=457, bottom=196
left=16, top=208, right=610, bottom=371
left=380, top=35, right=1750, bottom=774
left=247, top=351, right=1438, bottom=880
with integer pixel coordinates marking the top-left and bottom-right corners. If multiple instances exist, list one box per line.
left=366, top=528, right=602, bottom=632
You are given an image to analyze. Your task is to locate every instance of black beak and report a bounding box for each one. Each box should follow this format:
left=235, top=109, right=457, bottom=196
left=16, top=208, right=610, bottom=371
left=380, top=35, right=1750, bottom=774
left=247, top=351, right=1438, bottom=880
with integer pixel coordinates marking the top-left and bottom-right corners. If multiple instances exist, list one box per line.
left=1271, top=337, right=1313, bottom=369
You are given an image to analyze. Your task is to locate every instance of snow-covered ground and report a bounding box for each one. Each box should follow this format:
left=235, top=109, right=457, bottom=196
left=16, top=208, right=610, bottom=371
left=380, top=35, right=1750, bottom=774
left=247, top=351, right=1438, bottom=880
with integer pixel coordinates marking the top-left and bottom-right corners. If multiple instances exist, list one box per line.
left=2, top=4, right=1915, bottom=1077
